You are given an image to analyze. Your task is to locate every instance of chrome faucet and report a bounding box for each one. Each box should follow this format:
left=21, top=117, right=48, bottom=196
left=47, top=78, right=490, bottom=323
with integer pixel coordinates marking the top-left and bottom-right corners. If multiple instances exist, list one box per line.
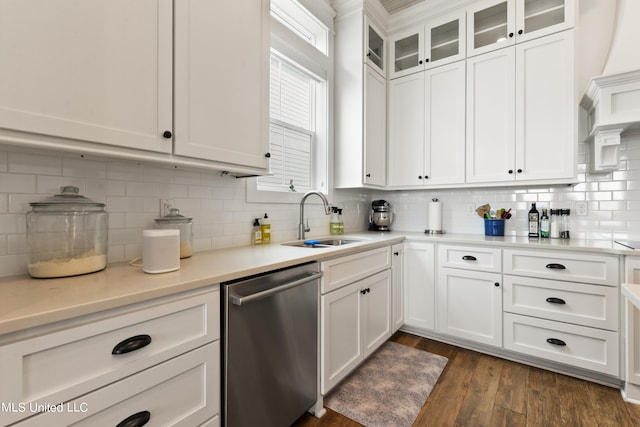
left=298, top=190, right=332, bottom=240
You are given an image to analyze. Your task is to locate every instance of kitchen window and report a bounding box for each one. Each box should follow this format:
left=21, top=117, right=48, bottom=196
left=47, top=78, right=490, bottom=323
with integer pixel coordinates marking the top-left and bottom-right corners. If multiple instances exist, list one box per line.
left=248, top=0, right=332, bottom=203
left=258, top=54, right=315, bottom=193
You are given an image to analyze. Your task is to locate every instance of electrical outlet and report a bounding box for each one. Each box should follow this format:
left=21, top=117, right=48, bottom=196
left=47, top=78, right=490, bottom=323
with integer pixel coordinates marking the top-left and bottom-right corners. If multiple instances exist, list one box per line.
left=160, top=199, right=174, bottom=217
left=575, top=201, right=588, bottom=216
left=467, top=203, right=476, bottom=215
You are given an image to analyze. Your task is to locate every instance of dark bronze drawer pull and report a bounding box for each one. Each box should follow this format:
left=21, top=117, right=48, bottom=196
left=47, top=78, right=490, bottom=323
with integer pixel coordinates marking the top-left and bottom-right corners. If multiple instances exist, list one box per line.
left=546, top=297, right=566, bottom=305
left=116, top=411, right=151, bottom=427
left=112, top=334, right=152, bottom=355
left=546, top=338, right=567, bottom=346
left=545, top=263, right=566, bottom=270
left=462, top=255, right=477, bottom=261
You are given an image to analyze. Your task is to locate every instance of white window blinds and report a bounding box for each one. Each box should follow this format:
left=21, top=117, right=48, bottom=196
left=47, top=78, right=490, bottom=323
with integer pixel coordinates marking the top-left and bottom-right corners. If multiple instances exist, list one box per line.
left=259, top=55, right=314, bottom=192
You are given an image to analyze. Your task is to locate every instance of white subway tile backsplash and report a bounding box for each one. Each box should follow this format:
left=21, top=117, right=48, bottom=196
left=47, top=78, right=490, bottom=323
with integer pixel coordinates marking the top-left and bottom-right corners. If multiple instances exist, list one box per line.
left=107, top=161, right=144, bottom=181
left=63, top=157, right=107, bottom=179
left=8, top=152, right=62, bottom=175
left=126, top=181, right=159, bottom=197
left=0, top=173, right=36, bottom=193
left=1, top=134, right=640, bottom=278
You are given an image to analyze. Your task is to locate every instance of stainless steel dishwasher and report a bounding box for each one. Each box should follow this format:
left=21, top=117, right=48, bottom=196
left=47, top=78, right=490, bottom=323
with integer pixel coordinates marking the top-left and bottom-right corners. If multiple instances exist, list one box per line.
left=223, top=262, right=321, bottom=427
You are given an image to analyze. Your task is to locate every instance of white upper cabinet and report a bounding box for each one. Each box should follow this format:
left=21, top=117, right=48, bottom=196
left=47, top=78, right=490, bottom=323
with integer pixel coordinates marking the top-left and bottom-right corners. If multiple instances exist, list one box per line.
left=335, top=11, right=387, bottom=188
left=389, top=11, right=465, bottom=79
left=388, top=61, right=465, bottom=188
left=364, top=66, right=387, bottom=187
left=365, top=17, right=385, bottom=76
left=467, top=0, right=574, bottom=57
left=173, top=0, right=270, bottom=170
left=0, top=0, right=173, bottom=153
left=467, top=30, right=574, bottom=184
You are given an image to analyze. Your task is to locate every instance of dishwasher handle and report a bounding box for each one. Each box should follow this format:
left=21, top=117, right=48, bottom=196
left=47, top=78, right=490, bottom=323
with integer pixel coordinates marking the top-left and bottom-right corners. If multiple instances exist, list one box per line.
left=230, top=272, right=322, bottom=306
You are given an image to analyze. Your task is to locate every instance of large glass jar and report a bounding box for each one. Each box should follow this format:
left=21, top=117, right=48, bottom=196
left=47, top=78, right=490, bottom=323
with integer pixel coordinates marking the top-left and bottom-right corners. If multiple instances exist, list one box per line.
left=26, top=186, right=108, bottom=278
left=154, top=208, right=193, bottom=258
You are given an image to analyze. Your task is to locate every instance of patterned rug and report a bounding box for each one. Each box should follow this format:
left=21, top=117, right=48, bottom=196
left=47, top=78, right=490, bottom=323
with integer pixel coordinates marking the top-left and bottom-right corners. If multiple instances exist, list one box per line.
left=325, top=341, right=448, bottom=427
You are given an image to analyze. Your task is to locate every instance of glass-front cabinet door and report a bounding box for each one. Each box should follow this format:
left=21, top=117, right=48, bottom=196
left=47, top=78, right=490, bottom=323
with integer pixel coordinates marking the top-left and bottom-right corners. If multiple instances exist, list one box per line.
left=389, top=27, right=423, bottom=79
left=467, top=0, right=574, bottom=57
left=516, top=0, right=574, bottom=43
left=365, top=17, right=385, bottom=76
left=467, top=0, right=515, bottom=57
left=426, top=11, right=466, bottom=68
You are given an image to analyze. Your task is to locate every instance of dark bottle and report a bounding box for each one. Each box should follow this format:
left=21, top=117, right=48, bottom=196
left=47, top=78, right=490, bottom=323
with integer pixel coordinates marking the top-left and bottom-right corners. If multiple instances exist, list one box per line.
left=528, top=202, right=540, bottom=238
left=540, top=208, right=550, bottom=238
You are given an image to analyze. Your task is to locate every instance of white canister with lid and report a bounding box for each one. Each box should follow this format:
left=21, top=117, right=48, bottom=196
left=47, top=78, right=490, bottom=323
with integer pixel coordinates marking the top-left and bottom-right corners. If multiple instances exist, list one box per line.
left=26, top=186, right=108, bottom=278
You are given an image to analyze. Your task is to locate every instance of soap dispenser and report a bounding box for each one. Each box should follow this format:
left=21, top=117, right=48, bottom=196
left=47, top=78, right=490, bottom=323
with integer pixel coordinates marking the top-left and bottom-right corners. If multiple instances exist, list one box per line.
left=261, top=213, right=271, bottom=244
left=252, top=218, right=262, bottom=245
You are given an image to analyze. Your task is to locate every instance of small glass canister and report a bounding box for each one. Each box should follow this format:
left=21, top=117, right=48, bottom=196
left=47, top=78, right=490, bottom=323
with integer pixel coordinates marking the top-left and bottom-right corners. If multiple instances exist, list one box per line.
left=26, top=186, right=108, bottom=278
left=154, top=208, right=193, bottom=258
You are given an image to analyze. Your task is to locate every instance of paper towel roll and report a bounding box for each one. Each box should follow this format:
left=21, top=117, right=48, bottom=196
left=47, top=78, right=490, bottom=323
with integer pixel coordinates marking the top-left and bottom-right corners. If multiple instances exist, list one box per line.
left=427, top=199, right=442, bottom=233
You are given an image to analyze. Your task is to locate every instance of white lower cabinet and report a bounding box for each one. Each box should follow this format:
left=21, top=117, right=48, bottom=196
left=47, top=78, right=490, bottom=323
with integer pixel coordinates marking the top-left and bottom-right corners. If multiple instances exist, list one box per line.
left=14, top=343, right=219, bottom=426
left=402, top=243, right=622, bottom=382
left=503, top=248, right=619, bottom=377
left=391, top=243, right=405, bottom=332
left=0, top=287, right=220, bottom=426
left=624, top=257, right=640, bottom=399
left=437, top=268, right=503, bottom=347
left=403, top=241, right=435, bottom=331
left=504, top=313, right=618, bottom=376
left=321, top=269, right=391, bottom=394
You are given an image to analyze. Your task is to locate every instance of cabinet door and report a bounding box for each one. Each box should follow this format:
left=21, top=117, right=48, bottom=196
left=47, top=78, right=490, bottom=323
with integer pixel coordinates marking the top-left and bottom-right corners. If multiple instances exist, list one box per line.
left=515, top=30, right=574, bottom=181
left=437, top=268, right=502, bottom=347
left=365, top=17, right=385, bottom=76
left=321, top=282, right=362, bottom=394
left=466, top=47, right=516, bottom=183
left=362, top=270, right=392, bottom=357
left=388, top=73, right=425, bottom=187
left=403, top=242, right=435, bottom=331
left=389, top=26, right=424, bottom=79
left=0, top=0, right=172, bottom=153
left=425, top=11, right=466, bottom=69
left=466, top=0, right=516, bottom=57
left=625, top=257, right=640, bottom=387
left=515, top=0, right=575, bottom=43
left=425, top=61, right=466, bottom=185
left=174, top=0, right=269, bottom=169
left=391, top=244, right=404, bottom=332
left=364, top=65, right=387, bottom=187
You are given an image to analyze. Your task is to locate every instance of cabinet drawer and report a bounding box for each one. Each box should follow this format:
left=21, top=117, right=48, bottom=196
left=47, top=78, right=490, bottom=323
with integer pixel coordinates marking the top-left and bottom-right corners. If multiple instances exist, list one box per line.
left=438, top=244, right=501, bottom=273
left=503, top=249, right=619, bottom=285
left=321, top=246, right=391, bottom=294
left=15, top=342, right=219, bottom=426
left=504, top=275, right=618, bottom=331
left=0, top=287, right=219, bottom=424
left=504, top=313, right=619, bottom=376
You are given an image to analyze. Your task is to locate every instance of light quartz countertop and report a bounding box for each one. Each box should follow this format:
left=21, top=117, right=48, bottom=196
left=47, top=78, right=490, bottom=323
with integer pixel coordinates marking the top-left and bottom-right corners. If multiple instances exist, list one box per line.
left=0, top=231, right=635, bottom=336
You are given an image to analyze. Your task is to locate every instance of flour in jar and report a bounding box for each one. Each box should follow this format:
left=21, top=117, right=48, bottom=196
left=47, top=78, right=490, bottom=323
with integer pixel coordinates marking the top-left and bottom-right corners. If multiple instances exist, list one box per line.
left=28, top=251, right=107, bottom=278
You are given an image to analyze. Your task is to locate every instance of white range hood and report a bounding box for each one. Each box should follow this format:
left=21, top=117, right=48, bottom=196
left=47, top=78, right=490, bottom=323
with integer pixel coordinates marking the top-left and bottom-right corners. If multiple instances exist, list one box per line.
left=580, top=0, right=640, bottom=172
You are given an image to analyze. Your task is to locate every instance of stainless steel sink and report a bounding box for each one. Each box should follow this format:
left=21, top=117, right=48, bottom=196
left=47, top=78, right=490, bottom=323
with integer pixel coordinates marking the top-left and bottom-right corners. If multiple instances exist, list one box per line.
left=282, top=238, right=363, bottom=248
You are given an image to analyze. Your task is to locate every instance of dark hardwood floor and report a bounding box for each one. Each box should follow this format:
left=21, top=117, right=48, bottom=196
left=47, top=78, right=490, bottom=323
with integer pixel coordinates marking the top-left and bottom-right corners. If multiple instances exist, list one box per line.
left=294, top=331, right=640, bottom=427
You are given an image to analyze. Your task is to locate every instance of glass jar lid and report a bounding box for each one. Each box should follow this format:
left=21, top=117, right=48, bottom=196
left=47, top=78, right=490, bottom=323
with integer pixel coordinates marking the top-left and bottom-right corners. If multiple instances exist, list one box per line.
left=155, top=208, right=192, bottom=224
left=29, top=186, right=106, bottom=212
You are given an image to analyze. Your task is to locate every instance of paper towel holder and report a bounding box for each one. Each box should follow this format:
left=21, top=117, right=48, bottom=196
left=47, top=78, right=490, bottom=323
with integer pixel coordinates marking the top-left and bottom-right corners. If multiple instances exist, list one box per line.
left=425, top=198, right=446, bottom=234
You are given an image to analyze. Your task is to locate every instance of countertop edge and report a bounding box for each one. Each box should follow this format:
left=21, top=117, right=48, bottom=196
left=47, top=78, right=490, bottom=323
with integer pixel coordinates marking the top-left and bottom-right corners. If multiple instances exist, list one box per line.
left=0, top=231, right=634, bottom=336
